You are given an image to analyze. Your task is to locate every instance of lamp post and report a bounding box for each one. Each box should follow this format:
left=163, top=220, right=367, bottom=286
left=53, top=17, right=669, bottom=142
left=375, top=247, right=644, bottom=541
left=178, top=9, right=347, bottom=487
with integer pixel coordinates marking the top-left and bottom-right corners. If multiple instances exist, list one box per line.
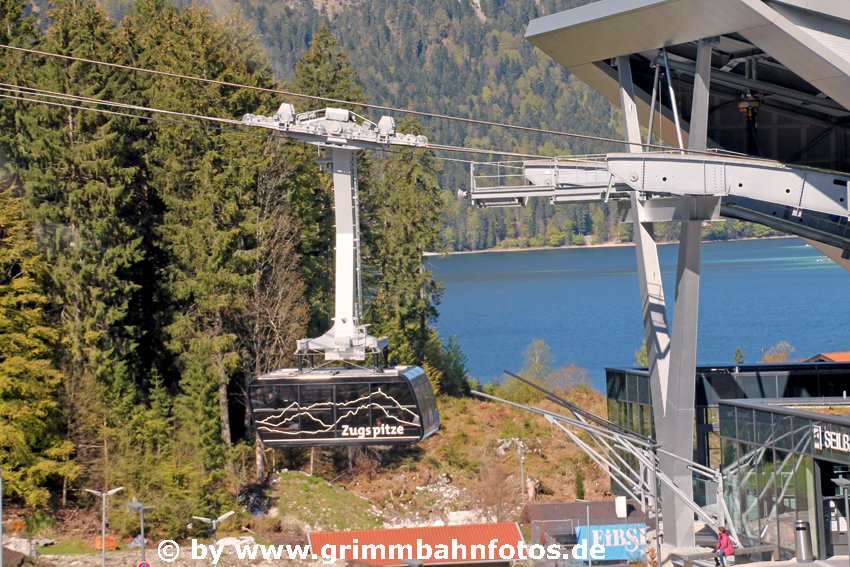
left=84, top=486, right=124, bottom=567
left=127, top=498, right=156, bottom=563
left=518, top=441, right=526, bottom=497
left=832, top=478, right=850, bottom=559
left=192, top=511, right=235, bottom=543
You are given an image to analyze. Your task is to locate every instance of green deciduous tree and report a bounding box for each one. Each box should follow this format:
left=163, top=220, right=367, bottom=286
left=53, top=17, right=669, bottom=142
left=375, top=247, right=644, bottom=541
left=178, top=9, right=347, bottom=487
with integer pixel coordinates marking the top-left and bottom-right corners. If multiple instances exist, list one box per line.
left=500, top=338, right=553, bottom=403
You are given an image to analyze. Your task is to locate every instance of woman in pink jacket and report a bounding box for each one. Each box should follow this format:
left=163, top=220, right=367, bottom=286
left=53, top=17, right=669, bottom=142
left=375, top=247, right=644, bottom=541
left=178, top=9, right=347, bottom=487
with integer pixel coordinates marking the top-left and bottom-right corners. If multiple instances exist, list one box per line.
left=714, top=527, right=734, bottom=566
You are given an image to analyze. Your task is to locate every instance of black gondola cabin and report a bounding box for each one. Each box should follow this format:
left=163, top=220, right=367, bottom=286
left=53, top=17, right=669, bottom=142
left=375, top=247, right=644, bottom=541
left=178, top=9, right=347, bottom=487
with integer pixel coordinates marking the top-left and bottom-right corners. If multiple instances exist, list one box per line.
left=249, top=366, right=439, bottom=447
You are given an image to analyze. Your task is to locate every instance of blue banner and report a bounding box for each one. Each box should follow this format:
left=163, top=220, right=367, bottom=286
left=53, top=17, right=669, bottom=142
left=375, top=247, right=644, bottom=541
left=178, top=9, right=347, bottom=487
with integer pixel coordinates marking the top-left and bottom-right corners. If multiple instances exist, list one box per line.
left=574, top=523, right=647, bottom=561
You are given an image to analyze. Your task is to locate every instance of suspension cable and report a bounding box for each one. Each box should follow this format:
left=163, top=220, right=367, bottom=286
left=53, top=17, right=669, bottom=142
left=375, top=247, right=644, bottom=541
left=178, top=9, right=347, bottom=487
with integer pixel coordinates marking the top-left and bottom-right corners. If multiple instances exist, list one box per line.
left=0, top=43, right=674, bottom=152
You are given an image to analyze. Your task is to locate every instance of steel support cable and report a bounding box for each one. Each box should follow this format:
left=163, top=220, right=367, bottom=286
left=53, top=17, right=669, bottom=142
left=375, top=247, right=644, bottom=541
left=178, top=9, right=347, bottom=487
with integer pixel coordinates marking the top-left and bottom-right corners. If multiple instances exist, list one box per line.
left=472, top=389, right=650, bottom=500
left=0, top=83, right=553, bottom=161
left=547, top=417, right=645, bottom=503
left=0, top=92, right=261, bottom=138
left=473, top=388, right=722, bottom=539
left=478, top=375, right=732, bottom=534
left=0, top=43, right=678, bottom=152
left=0, top=83, right=243, bottom=127
left=471, top=390, right=642, bottom=446
left=472, top=389, right=661, bottom=515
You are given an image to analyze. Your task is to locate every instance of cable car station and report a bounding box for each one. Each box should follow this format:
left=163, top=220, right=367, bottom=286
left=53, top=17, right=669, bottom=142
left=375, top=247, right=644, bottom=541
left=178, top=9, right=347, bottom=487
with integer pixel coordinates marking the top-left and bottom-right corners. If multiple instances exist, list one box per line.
left=469, top=0, right=850, bottom=561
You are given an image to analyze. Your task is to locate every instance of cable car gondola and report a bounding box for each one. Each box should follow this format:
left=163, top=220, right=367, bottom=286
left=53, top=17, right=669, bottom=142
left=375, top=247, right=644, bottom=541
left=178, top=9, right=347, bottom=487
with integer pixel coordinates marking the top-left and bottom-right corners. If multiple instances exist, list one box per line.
left=243, top=105, right=441, bottom=447
left=250, top=366, right=439, bottom=447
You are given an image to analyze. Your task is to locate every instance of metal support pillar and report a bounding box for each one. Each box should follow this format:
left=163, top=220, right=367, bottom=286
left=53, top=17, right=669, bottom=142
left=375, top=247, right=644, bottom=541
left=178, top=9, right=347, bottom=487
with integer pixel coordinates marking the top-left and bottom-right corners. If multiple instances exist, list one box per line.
left=662, top=217, right=701, bottom=548
left=617, top=56, right=671, bottom=412
left=616, top=56, right=643, bottom=154
left=688, top=39, right=713, bottom=153
left=619, top=54, right=672, bottom=563
left=329, top=147, right=360, bottom=344
left=662, top=38, right=715, bottom=549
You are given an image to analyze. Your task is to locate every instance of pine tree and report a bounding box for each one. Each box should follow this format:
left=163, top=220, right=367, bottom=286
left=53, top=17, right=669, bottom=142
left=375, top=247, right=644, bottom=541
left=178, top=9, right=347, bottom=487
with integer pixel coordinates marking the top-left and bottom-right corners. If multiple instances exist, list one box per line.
left=124, top=0, right=281, bottom=503
left=734, top=347, right=745, bottom=364
left=0, top=0, right=38, bottom=156
left=368, top=119, right=443, bottom=366
left=291, top=23, right=364, bottom=113
left=0, top=174, right=75, bottom=505
left=11, top=0, right=146, bottom=489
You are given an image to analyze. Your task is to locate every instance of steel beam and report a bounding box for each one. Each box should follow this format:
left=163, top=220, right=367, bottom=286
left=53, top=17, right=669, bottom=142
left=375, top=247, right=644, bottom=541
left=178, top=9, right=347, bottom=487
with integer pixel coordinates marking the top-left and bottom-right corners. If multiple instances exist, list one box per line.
left=620, top=54, right=680, bottom=557
left=617, top=55, right=643, bottom=154
left=660, top=40, right=716, bottom=548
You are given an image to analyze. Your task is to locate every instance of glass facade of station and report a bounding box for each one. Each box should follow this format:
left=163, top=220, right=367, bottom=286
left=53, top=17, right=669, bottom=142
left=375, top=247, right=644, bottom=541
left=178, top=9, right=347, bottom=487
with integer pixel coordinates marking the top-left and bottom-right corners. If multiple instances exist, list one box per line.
left=606, top=362, right=850, bottom=558
left=719, top=399, right=850, bottom=560
left=607, top=362, right=850, bottom=470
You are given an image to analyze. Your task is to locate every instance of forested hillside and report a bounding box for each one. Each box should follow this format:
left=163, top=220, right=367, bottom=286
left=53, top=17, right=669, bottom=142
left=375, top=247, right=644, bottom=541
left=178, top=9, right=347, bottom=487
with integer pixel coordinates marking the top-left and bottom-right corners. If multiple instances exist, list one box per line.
left=222, top=0, right=629, bottom=251
left=0, top=0, right=468, bottom=528
left=176, top=0, right=782, bottom=249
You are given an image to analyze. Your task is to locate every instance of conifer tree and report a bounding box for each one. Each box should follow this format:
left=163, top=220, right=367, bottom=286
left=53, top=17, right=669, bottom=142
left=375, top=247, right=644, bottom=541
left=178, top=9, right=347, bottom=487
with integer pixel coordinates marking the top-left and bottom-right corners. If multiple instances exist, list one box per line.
left=368, top=119, right=443, bottom=365
left=0, top=174, right=75, bottom=505
left=124, top=0, right=281, bottom=503
left=11, top=0, right=146, bottom=489
left=0, top=0, right=37, bottom=156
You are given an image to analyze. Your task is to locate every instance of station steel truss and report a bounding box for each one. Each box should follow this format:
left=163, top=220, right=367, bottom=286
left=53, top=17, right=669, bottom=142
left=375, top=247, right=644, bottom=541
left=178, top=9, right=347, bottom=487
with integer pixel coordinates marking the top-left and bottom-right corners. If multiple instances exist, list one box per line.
left=473, top=373, right=739, bottom=566
left=469, top=43, right=850, bottom=550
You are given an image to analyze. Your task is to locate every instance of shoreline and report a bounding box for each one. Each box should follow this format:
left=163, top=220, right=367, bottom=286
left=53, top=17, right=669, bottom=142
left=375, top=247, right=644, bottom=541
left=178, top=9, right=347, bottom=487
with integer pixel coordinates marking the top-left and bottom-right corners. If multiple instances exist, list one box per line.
left=424, top=234, right=799, bottom=257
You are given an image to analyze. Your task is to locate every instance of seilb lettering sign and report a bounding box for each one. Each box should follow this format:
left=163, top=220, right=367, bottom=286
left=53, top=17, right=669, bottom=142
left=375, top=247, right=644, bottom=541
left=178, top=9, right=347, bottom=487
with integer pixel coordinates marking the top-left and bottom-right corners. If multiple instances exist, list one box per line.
left=813, top=424, right=850, bottom=454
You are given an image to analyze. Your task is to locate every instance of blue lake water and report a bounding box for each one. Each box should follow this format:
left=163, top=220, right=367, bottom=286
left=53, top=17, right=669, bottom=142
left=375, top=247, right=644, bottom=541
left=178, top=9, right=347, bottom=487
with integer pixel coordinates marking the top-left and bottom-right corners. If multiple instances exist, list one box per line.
left=428, top=237, right=850, bottom=391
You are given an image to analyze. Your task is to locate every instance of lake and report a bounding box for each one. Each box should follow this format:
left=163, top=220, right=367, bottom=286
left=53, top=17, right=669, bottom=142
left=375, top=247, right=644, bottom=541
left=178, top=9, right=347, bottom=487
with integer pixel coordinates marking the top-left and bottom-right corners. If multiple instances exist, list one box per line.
left=428, top=237, right=850, bottom=391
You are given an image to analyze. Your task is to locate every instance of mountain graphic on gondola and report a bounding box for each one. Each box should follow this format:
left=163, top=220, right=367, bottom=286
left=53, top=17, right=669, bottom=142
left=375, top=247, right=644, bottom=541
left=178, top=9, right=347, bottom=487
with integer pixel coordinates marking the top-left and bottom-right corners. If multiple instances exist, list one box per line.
left=255, top=389, right=421, bottom=436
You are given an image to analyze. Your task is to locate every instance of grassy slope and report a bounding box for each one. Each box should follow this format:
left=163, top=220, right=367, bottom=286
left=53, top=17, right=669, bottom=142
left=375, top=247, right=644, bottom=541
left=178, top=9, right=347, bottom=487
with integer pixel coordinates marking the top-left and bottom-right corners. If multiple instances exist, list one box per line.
left=277, top=387, right=611, bottom=531
left=275, top=471, right=383, bottom=531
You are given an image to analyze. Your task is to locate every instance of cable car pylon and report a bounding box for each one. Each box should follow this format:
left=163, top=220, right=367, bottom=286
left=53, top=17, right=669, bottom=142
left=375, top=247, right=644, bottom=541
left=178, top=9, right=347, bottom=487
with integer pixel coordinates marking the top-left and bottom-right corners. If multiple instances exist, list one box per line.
left=241, top=104, right=439, bottom=447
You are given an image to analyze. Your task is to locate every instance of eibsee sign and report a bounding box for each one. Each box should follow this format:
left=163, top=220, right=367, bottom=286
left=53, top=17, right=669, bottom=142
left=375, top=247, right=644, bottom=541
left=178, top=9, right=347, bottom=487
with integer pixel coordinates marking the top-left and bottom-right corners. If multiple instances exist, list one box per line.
left=574, top=524, right=647, bottom=561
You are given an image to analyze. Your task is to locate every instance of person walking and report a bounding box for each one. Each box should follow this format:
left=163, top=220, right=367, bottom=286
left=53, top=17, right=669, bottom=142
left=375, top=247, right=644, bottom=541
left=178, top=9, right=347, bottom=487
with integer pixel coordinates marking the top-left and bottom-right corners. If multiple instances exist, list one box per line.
left=714, top=526, right=734, bottom=566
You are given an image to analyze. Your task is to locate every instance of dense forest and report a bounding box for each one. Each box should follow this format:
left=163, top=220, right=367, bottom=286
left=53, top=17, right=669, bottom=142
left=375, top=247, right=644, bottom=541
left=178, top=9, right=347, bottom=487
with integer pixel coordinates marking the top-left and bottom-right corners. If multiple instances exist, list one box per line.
left=0, top=0, right=472, bottom=531
left=93, top=0, right=784, bottom=251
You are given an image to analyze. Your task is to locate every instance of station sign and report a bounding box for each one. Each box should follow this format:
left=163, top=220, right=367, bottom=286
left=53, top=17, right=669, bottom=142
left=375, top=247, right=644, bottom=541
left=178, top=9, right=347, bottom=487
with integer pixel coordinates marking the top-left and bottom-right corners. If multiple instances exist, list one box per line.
left=813, top=424, right=850, bottom=454
left=574, top=523, right=647, bottom=561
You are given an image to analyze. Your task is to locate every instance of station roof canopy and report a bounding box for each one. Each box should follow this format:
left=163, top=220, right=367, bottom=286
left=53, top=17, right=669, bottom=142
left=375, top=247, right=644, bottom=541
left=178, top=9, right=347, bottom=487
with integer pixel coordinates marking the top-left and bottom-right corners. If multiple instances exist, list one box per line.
left=526, top=0, right=850, bottom=171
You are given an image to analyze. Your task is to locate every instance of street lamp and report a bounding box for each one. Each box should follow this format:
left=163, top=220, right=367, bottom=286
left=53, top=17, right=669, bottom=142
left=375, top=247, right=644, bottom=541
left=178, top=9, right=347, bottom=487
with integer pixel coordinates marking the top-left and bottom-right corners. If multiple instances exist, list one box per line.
left=832, top=478, right=850, bottom=559
left=192, top=511, right=235, bottom=543
left=84, top=486, right=124, bottom=567
left=127, top=498, right=156, bottom=563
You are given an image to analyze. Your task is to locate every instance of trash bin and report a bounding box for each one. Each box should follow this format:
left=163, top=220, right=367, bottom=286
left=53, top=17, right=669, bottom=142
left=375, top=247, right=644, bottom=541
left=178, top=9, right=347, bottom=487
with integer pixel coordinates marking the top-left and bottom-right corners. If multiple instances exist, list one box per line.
left=795, top=520, right=814, bottom=563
